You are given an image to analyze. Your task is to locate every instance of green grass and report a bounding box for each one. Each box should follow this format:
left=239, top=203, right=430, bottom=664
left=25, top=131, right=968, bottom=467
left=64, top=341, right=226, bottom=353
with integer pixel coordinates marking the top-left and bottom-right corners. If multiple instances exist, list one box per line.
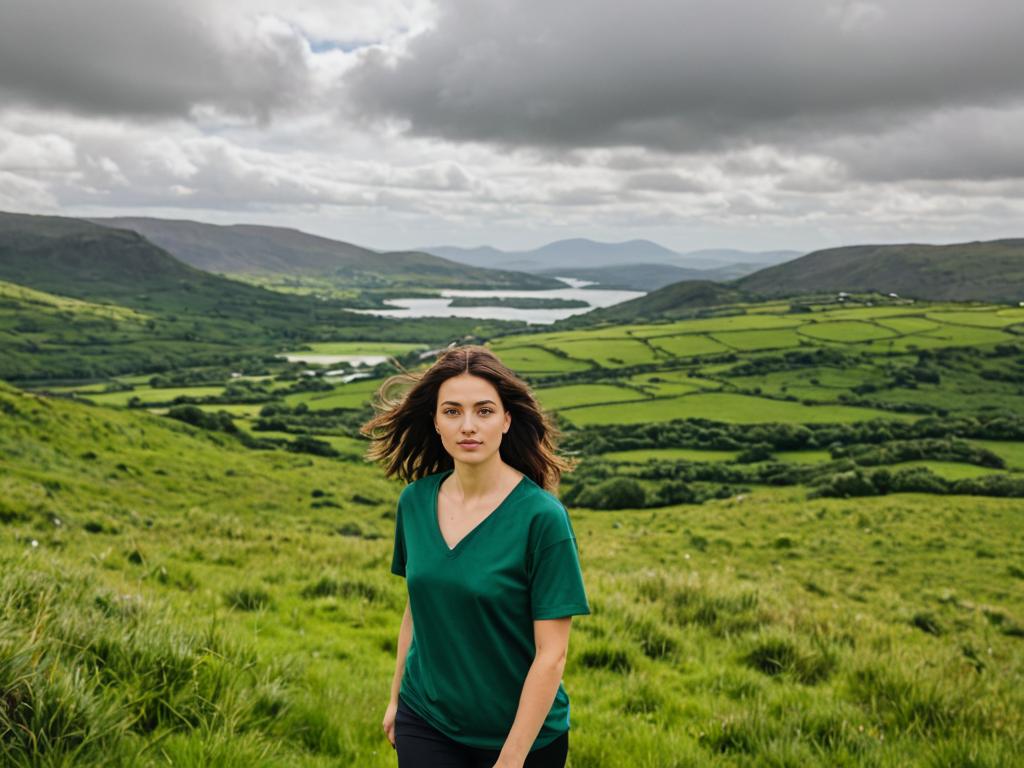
left=282, top=378, right=386, bottom=410
left=561, top=392, right=914, bottom=426
left=774, top=450, right=834, bottom=464
left=3, top=382, right=1024, bottom=766
left=710, top=329, right=806, bottom=351
left=798, top=321, right=898, bottom=343
left=646, top=334, right=731, bottom=358
left=925, top=310, right=1023, bottom=328
left=883, top=460, right=1009, bottom=481
left=970, top=440, right=1024, bottom=470
left=535, top=384, right=648, bottom=410
left=83, top=386, right=226, bottom=406
left=545, top=338, right=661, bottom=367
left=485, top=344, right=593, bottom=374
left=6, top=288, right=1024, bottom=765
left=600, top=448, right=740, bottom=463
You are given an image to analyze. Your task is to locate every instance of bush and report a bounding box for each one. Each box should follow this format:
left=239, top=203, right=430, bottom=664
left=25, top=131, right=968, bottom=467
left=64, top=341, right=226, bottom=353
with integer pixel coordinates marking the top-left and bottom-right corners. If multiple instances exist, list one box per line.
left=575, top=477, right=647, bottom=510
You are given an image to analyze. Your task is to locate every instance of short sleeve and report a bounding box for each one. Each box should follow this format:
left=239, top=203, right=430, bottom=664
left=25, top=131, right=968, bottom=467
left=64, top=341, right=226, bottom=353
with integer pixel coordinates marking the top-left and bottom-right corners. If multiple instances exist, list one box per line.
left=528, top=504, right=590, bottom=620
left=390, top=496, right=406, bottom=577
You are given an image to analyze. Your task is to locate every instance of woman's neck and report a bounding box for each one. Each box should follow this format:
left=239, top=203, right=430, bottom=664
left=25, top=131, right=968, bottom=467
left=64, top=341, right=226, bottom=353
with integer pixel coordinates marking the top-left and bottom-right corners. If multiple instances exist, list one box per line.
left=449, top=456, right=517, bottom=502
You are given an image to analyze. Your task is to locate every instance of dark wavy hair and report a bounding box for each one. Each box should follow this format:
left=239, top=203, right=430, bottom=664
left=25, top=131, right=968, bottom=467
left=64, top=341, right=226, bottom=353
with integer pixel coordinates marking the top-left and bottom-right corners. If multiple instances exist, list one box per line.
left=359, top=344, right=575, bottom=492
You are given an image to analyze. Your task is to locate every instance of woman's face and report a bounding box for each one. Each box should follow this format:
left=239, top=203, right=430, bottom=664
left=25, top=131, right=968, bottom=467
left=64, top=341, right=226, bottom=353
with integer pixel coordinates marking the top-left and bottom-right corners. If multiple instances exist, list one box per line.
left=434, top=373, right=511, bottom=465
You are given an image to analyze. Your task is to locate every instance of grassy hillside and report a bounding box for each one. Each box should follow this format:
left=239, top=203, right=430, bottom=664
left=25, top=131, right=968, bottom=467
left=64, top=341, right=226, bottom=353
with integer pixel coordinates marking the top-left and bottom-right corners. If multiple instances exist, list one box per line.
left=89, top=216, right=564, bottom=290
left=0, top=212, right=520, bottom=380
left=554, top=280, right=750, bottom=326
left=551, top=238, right=1024, bottom=328
left=2, top=374, right=1023, bottom=766
left=736, top=239, right=1024, bottom=302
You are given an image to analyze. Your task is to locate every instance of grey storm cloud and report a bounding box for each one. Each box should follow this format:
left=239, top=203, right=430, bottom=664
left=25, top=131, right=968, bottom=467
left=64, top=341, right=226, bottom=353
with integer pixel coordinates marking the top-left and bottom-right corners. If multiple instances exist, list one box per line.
left=0, top=0, right=311, bottom=120
left=344, top=0, right=1024, bottom=163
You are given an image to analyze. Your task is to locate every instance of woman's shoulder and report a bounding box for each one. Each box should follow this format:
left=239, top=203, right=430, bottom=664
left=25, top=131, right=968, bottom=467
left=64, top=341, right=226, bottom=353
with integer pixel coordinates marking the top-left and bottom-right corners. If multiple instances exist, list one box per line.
left=518, top=477, right=572, bottom=524
left=397, top=468, right=447, bottom=506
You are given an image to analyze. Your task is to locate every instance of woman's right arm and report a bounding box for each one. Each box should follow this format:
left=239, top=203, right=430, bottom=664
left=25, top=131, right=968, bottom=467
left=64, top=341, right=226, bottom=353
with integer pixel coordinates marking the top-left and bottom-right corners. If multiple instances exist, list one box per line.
left=382, top=599, right=413, bottom=747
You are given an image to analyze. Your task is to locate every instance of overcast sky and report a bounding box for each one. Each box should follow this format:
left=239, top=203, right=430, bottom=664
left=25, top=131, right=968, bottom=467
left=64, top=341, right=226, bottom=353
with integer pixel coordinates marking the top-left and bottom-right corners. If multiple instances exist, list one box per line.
left=1, top=0, right=1023, bottom=253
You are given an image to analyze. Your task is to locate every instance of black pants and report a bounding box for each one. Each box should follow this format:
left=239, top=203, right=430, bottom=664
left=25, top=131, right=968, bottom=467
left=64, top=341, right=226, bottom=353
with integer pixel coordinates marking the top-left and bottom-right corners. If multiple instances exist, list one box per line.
left=395, top=697, right=568, bottom=768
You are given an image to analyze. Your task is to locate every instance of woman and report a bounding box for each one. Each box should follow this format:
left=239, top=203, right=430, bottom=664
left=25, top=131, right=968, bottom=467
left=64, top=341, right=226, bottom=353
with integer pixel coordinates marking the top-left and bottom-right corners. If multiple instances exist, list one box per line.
left=360, top=345, right=590, bottom=768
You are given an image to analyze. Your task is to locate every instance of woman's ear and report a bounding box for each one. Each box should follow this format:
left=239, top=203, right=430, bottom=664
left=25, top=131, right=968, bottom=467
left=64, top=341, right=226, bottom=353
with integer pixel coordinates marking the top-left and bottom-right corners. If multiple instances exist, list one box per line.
left=503, top=411, right=511, bottom=434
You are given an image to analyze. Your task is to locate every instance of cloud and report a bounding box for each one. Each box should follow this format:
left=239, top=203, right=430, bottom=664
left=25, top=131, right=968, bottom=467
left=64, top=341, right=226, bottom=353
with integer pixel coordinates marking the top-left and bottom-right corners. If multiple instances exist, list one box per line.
left=823, top=104, right=1024, bottom=182
left=1, top=0, right=1022, bottom=253
left=0, top=1, right=343, bottom=120
left=624, top=172, right=710, bottom=194
left=344, top=0, right=1024, bottom=160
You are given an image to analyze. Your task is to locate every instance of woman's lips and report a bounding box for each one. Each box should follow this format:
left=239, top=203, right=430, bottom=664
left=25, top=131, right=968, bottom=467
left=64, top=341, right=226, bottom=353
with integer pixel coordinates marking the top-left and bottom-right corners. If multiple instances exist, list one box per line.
left=458, top=441, right=481, bottom=448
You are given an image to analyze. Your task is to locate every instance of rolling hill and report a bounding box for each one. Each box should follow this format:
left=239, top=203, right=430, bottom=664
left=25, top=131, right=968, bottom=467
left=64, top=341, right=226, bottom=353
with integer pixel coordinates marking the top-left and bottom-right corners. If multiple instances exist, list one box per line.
left=89, top=216, right=563, bottom=290
left=736, top=240, right=1024, bottom=302
left=553, top=237, right=1024, bottom=327
left=554, top=279, right=750, bottom=326
left=0, top=212, right=505, bottom=380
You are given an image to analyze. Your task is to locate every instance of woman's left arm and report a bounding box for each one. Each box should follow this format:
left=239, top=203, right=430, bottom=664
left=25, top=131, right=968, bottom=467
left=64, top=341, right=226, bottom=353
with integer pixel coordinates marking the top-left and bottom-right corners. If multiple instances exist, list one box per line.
left=493, top=617, right=573, bottom=768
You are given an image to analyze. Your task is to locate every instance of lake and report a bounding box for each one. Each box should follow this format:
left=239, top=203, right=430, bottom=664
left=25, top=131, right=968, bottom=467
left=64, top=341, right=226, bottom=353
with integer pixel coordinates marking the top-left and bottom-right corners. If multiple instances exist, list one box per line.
left=346, top=277, right=645, bottom=325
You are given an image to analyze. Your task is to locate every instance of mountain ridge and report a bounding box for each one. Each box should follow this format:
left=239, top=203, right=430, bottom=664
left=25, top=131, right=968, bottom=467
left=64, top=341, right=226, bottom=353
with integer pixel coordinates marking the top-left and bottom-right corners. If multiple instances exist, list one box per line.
left=89, top=216, right=563, bottom=290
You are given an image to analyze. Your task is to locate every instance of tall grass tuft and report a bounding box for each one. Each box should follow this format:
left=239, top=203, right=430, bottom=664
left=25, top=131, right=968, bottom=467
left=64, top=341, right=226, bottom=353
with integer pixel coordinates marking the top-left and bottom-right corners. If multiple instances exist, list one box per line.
left=0, top=564, right=296, bottom=766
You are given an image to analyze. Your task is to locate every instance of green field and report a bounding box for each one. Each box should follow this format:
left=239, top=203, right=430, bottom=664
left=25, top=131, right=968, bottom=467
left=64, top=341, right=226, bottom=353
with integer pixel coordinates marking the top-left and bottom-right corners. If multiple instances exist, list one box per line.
left=535, top=384, right=647, bottom=411
left=798, top=320, right=898, bottom=343
left=560, top=392, right=913, bottom=426
left=2, top=382, right=1022, bottom=766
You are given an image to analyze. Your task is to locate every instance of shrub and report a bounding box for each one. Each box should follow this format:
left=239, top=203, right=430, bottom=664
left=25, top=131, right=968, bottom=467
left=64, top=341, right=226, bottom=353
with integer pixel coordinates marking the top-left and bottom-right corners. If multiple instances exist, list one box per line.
left=575, top=477, right=647, bottom=510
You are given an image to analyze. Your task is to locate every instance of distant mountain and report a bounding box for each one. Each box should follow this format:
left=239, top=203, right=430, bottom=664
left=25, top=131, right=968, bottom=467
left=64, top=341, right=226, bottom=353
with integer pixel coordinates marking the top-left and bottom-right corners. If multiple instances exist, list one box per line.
left=89, top=217, right=563, bottom=290
left=422, top=238, right=683, bottom=271
left=736, top=240, right=1024, bottom=302
left=533, top=262, right=762, bottom=291
left=683, top=249, right=803, bottom=267
left=420, top=239, right=802, bottom=273
left=422, top=245, right=513, bottom=269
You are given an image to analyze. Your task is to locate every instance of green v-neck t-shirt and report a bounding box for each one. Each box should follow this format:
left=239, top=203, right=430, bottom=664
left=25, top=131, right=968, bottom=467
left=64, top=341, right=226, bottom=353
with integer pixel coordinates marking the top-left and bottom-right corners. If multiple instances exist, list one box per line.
left=391, top=467, right=591, bottom=752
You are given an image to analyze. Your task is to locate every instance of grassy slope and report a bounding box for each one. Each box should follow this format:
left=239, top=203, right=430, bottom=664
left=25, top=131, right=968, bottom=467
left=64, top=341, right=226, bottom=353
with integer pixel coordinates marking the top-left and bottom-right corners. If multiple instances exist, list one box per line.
left=556, top=280, right=751, bottom=326
left=88, top=216, right=564, bottom=290
left=736, top=239, right=1024, bottom=302
left=0, top=213, right=518, bottom=379
left=2, top=380, right=1023, bottom=766
left=554, top=239, right=1024, bottom=329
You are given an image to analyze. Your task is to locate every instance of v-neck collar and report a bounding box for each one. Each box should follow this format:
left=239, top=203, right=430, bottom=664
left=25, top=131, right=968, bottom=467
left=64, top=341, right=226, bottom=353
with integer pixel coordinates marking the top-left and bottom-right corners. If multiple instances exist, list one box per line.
left=432, top=468, right=528, bottom=558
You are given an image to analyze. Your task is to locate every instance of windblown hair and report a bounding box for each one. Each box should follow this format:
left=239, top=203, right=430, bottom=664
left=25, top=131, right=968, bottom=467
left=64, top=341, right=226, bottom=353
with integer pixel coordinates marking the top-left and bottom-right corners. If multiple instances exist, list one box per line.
left=359, top=345, right=575, bottom=492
